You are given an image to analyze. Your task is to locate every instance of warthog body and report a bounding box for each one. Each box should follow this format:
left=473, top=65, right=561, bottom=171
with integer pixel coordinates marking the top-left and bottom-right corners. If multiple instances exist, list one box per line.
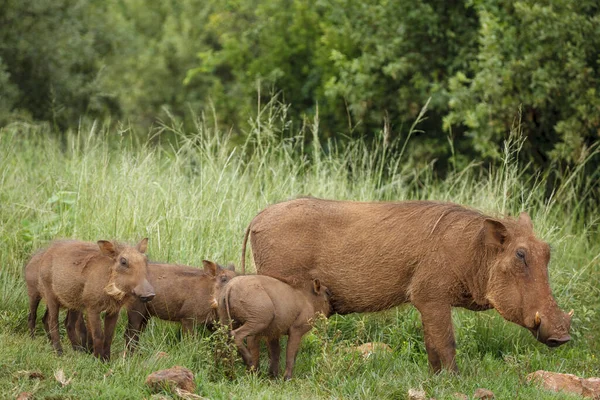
left=25, top=250, right=88, bottom=351
left=36, top=239, right=153, bottom=360
left=242, top=198, right=572, bottom=372
left=125, top=260, right=236, bottom=350
left=217, top=275, right=331, bottom=380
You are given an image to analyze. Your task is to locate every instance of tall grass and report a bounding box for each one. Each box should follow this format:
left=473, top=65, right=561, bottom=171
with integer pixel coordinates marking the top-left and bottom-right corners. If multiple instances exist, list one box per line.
left=0, top=106, right=598, bottom=399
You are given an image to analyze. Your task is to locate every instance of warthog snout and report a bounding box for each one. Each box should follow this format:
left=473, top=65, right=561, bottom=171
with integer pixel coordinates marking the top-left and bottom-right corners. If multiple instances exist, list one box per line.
left=531, top=309, right=572, bottom=348
left=134, top=279, right=155, bottom=303
left=546, top=335, right=571, bottom=347
left=138, top=293, right=155, bottom=303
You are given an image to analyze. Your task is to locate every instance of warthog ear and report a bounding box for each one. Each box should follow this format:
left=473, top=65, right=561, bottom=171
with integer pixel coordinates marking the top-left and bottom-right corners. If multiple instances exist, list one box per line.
left=227, top=263, right=236, bottom=272
left=136, top=238, right=148, bottom=253
left=313, top=279, right=322, bottom=294
left=97, top=240, right=116, bottom=257
left=203, top=260, right=218, bottom=276
left=483, top=219, right=509, bottom=247
left=518, top=212, right=533, bottom=230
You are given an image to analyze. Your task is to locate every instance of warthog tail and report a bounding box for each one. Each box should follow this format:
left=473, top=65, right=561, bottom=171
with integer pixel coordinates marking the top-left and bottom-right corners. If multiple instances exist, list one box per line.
left=240, top=223, right=251, bottom=275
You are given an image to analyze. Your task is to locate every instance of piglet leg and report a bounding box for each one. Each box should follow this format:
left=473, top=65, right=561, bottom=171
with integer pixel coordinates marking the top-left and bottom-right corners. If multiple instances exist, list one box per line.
left=86, top=310, right=105, bottom=360
left=181, top=319, right=194, bottom=336
left=267, top=337, right=281, bottom=378
left=247, top=336, right=261, bottom=372
left=233, top=321, right=270, bottom=370
left=27, top=294, right=41, bottom=338
left=41, top=308, right=50, bottom=340
left=66, top=310, right=85, bottom=351
left=45, top=296, right=63, bottom=356
left=283, top=327, right=309, bottom=380
left=102, top=311, right=119, bottom=361
left=124, top=310, right=147, bottom=354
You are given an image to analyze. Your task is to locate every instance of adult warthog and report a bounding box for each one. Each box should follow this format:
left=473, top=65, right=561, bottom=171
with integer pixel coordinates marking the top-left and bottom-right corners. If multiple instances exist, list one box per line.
left=241, top=198, right=573, bottom=372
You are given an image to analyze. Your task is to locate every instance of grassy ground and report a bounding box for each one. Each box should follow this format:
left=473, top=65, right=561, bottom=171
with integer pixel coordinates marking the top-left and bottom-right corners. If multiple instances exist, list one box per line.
left=0, top=115, right=598, bottom=399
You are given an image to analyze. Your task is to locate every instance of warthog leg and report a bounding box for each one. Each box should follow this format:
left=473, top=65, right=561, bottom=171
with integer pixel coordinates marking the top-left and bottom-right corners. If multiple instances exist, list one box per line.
left=45, top=295, right=64, bottom=356
left=415, top=301, right=458, bottom=373
left=267, top=337, right=281, bottom=378
left=247, top=336, right=261, bottom=372
left=65, top=310, right=86, bottom=351
left=124, top=310, right=147, bottom=354
left=86, top=310, right=105, bottom=360
left=232, top=320, right=271, bottom=370
left=41, top=308, right=50, bottom=340
left=102, top=312, right=119, bottom=361
left=181, top=319, right=195, bottom=336
left=27, top=294, right=41, bottom=338
left=283, top=327, right=309, bottom=380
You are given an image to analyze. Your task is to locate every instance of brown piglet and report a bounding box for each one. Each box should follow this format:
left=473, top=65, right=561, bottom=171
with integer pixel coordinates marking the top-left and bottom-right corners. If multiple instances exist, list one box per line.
left=216, top=275, right=331, bottom=380
left=125, top=260, right=236, bottom=351
left=36, top=239, right=153, bottom=360
left=25, top=249, right=87, bottom=351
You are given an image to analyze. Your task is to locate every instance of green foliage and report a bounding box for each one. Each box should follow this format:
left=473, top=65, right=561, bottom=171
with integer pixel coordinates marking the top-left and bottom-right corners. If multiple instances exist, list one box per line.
left=185, top=0, right=478, bottom=151
left=0, top=56, right=18, bottom=125
left=0, top=0, right=122, bottom=129
left=99, top=0, right=215, bottom=130
left=445, top=0, right=600, bottom=166
left=184, top=0, right=325, bottom=132
left=209, top=322, right=240, bottom=380
left=0, top=0, right=599, bottom=181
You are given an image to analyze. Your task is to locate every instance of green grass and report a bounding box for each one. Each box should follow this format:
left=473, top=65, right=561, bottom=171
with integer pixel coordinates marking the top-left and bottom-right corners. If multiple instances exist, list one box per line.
left=0, top=112, right=598, bottom=399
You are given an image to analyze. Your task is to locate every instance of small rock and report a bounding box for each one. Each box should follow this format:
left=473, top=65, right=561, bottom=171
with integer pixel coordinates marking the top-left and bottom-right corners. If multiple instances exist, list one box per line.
left=408, top=388, right=427, bottom=400
left=16, top=393, right=33, bottom=400
left=473, top=388, right=495, bottom=399
left=453, top=393, right=468, bottom=400
left=146, top=366, right=196, bottom=394
left=174, top=387, right=207, bottom=399
left=582, top=377, right=600, bottom=398
left=527, top=370, right=582, bottom=396
left=355, top=342, right=392, bottom=358
left=527, top=370, right=600, bottom=398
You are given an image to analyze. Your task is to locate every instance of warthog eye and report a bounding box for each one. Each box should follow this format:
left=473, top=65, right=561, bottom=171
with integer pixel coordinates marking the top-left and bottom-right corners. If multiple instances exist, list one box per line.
left=516, top=249, right=526, bottom=261
left=120, top=257, right=128, bottom=267
left=220, top=275, right=228, bottom=283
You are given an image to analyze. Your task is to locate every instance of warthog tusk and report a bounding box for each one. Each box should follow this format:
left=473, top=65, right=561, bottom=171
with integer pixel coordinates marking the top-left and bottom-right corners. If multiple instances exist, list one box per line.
left=535, top=311, right=541, bottom=327
left=568, top=309, right=574, bottom=318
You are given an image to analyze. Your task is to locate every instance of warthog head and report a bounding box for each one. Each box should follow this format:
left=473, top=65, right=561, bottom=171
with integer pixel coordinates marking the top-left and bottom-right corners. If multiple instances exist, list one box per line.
left=203, top=259, right=237, bottom=309
left=310, top=279, right=333, bottom=318
left=99, top=238, right=155, bottom=303
left=484, top=212, right=572, bottom=347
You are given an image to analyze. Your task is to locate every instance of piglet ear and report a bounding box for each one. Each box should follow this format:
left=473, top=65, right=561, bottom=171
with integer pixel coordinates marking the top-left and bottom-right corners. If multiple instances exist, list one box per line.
left=483, top=219, right=509, bottom=248
left=313, top=279, right=321, bottom=294
left=518, top=212, right=533, bottom=230
left=98, top=240, right=116, bottom=257
left=136, top=238, right=148, bottom=253
left=203, top=260, right=218, bottom=276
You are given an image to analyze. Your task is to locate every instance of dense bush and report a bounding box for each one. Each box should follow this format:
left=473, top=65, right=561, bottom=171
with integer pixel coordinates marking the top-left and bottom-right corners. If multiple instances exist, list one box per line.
left=185, top=0, right=479, bottom=166
left=0, top=0, right=598, bottom=176
left=0, top=0, right=123, bottom=129
left=445, top=0, right=600, bottom=167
